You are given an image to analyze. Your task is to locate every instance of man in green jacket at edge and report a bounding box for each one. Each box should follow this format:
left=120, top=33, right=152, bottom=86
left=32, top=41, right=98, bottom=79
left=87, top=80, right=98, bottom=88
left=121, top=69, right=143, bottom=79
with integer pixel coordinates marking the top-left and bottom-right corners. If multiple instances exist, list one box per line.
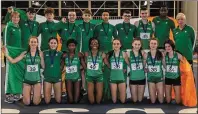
left=93, top=11, right=118, bottom=101
left=173, top=13, right=196, bottom=67
left=3, top=7, right=39, bottom=49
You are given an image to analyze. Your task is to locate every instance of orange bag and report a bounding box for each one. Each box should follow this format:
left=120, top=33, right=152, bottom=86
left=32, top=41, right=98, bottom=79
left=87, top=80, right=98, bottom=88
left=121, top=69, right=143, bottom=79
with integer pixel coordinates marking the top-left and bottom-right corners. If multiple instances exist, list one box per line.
left=172, top=57, right=197, bottom=107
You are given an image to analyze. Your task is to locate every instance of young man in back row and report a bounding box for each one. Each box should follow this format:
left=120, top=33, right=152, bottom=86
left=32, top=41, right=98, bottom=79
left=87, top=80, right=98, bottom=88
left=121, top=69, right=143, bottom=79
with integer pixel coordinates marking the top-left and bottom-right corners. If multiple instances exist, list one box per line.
left=116, top=10, right=137, bottom=51
left=134, top=7, right=155, bottom=50
left=152, top=5, right=175, bottom=49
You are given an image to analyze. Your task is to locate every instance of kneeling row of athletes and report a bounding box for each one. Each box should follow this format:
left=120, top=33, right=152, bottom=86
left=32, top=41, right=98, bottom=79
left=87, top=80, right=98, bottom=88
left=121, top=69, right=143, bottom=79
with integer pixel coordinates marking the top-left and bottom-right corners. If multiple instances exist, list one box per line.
left=3, top=36, right=182, bottom=105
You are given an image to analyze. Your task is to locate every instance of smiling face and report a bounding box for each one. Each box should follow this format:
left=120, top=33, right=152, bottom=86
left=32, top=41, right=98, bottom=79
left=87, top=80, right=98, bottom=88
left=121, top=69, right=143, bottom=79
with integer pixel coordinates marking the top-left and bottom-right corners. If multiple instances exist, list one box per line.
left=149, top=39, right=158, bottom=50
left=122, top=13, right=131, bottom=23
left=165, top=43, right=173, bottom=53
left=132, top=40, right=141, bottom=51
left=102, top=12, right=109, bottom=22
left=82, top=13, right=92, bottom=22
left=11, top=14, right=20, bottom=24
left=49, top=39, right=58, bottom=50
left=113, top=40, right=121, bottom=51
left=90, top=39, right=99, bottom=50
left=68, top=43, right=76, bottom=52
left=29, top=37, right=38, bottom=49
left=27, top=12, right=36, bottom=21
left=68, top=12, right=76, bottom=23
left=45, top=13, right=54, bottom=22
left=160, top=7, right=168, bottom=17
left=177, top=16, right=185, bottom=26
left=140, top=10, right=148, bottom=20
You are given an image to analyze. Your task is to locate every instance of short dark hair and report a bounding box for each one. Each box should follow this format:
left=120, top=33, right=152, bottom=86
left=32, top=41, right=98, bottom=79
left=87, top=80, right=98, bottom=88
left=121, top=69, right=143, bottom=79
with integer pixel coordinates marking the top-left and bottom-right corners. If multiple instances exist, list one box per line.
left=102, top=10, right=109, bottom=14
left=141, top=6, right=147, bottom=11
left=66, top=39, right=78, bottom=47
left=83, top=9, right=92, bottom=15
left=48, top=37, right=58, bottom=43
left=123, top=10, right=131, bottom=14
left=164, top=39, right=175, bottom=50
left=161, top=5, right=167, bottom=8
left=89, top=37, right=100, bottom=51
left=27, top=7, right=36, bottom=13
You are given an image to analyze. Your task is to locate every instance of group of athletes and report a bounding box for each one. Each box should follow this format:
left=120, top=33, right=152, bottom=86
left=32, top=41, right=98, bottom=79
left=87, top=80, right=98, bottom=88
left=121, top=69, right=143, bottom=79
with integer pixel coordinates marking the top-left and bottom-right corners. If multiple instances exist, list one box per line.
left=1, top=5, right=196, bottom=106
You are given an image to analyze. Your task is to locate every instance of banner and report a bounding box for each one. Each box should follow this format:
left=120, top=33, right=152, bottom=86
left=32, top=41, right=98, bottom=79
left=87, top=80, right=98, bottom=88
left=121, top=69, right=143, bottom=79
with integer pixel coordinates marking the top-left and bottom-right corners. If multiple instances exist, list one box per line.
left=5, top=46, right=26, bottom=94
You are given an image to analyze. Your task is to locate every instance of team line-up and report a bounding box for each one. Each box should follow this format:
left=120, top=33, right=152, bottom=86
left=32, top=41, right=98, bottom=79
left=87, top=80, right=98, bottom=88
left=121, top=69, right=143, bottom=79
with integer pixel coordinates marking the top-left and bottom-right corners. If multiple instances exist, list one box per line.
left=1, top=5, right=196, bottom=106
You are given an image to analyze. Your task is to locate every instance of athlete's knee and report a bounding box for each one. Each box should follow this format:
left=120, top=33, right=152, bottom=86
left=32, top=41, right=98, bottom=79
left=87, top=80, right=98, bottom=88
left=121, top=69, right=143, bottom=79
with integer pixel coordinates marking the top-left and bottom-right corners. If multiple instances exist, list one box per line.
left=112, top=98, right=117, bottom=103
left=175, top=97, right=181, bottom=104
left=89, top=99, right=95, bottom=104
left=55, top=98, right=62, bottom=104
left=44, top=99, right=51, bottom=104
left=23, top=99, right=31, bottom=106
left=120, top=99, right=125, bottom=104
left=33, top=98, right=41, bottom=105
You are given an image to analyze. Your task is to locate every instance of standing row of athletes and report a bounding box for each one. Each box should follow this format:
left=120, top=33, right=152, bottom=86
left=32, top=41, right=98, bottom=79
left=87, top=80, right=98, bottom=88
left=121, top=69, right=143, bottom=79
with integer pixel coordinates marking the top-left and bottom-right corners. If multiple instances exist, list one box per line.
left=2, top=5, right=196, bottom=105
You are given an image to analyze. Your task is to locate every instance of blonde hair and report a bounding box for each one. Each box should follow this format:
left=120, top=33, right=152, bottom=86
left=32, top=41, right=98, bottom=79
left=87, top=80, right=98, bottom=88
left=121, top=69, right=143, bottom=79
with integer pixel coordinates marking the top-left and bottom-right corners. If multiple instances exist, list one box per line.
left=11, top=11, right=20, bottom=18
left=176, top=13, right=186, bottom=20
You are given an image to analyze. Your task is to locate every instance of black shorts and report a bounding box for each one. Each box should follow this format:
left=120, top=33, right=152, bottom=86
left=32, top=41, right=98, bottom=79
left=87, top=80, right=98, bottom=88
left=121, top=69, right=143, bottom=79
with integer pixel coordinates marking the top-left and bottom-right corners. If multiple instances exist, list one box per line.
left=130, top=79, right=146, bottom=85
left=165, top=77, right=181, bottom=86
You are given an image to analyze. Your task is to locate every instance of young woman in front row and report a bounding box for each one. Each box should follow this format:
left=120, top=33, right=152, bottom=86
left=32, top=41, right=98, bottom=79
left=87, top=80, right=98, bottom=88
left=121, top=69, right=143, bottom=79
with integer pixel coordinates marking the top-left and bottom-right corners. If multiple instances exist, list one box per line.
left=129, top=38, right=147, bottom=103
left=3, top=36, right=44, bottom=105
left=43, top=37, right=62, bottom=104
left=107, top=38, right=130, bottom=103
left=85, top=38, right=110, bottom=104
left=164, top=39, right=182, bottom=104
left=61, top=39, right=86, bottom=104
left=146, top=38, right=165, bottom=104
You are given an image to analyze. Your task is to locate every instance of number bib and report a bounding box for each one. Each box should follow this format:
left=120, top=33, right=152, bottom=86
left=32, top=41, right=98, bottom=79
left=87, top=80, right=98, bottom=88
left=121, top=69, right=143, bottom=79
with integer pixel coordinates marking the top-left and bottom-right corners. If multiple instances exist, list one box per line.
left=166, top=65, right=178, bottom=73
left=131, top=63, right=143, bottom=70
left=27, top=65, right=38, bottom=72
left=148, top=65, right=160, bottom=72
left=87, top=62, right=99, bottom=70
left=66, top=65, right=77, bottom=73
left=111, top=62, right=123, bottom=70
left=140, top=33, right=150, bottom=39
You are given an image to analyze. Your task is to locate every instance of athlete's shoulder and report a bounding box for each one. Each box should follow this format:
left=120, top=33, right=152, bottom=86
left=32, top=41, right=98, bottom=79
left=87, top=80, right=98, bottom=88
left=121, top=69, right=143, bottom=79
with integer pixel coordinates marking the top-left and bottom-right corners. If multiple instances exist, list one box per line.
left=43, top=49, right=50, bottom=54
left=115, top=23, right=122, bottom=26
left=35, top=21, right=40, bottom=25
left=186, top=24, right=194, bottom=31
left=152, top=16, right=159, bottom=21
